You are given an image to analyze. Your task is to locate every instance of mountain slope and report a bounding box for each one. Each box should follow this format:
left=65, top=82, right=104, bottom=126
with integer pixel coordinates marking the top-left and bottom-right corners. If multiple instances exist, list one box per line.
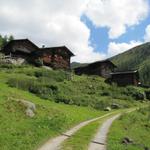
left=71, top=62, right=88, bottom=69
left=110, top=42, right=150, bottom=86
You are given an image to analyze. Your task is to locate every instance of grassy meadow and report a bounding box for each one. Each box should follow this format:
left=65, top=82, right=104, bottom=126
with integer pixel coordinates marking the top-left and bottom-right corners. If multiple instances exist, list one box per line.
left=0, top=64, right=149, bottom=150
left=0, top=79, right=105, bottom=150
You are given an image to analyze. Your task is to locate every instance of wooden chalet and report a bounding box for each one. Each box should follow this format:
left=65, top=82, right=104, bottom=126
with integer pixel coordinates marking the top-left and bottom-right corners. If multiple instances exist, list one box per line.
left=33, top=46, right=74, bottom=70
left=2, top=39, right=39, bottom=61
left=2, top=39, right=74, bottom=70
left=110, top=70, right=140, bottom=86
left=74, top=60, right=117, bottom=78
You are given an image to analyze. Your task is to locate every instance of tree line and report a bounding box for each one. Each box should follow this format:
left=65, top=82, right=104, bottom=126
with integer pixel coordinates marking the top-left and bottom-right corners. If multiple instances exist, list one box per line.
left=0, top=34, right=14, bottom=50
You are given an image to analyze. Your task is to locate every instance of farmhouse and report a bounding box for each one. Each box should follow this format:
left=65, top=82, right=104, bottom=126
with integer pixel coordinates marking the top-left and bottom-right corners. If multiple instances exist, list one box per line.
left=110, top=70, right=140, bottom=86
left=32, top=46, right=74, bottom=70
left=2, top=39, right=39, bottom=61
left=2, top=39, right=74, bottom=70
left=74, top=60, right=117, bottom=78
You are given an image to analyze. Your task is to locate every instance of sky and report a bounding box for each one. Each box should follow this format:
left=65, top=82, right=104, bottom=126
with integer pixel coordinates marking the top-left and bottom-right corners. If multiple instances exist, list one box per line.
left=0, top=0, right=150, bottom=63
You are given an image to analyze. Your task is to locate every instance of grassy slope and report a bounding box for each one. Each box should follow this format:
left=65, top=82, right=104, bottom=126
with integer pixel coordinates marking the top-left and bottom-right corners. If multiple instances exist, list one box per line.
left=0, top=73, right=105, bottom=150
left=0, top=65, right=147, bottom=150
left=107, top=107, right=150, bottom=150
left=110, top=42, right=150, bottom=86
left=71, top=62, right=88, bottom=69
left=5, top=66, right=145, bottom=110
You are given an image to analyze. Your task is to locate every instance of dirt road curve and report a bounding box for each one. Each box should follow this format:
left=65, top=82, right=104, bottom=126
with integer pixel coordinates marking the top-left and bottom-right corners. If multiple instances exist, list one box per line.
left=88, top=114, right=121, bottom=150
left=37, top=113, right=114, bottom=150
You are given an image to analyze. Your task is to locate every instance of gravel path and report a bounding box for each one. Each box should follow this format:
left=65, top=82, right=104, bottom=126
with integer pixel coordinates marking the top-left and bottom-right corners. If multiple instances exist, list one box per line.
left=88, top=114, right=121, bottom=150
left=37, top=112, right=114, bottom=150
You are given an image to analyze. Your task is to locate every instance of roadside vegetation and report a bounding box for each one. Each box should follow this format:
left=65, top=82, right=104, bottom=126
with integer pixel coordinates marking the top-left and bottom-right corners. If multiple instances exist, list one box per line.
left=61, top=119, right=102, bottom=150
left=107, top=107, right=150, bottom=150
left=61, top=110, right=122, bottom=150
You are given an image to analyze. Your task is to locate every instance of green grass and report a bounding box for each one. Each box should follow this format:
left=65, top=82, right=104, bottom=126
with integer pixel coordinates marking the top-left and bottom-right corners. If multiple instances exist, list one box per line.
left=0, top=82, right=106, bottom=150
left=107, top=107, right=150, bottom=150
left=61, top=109, right=133, bottom=150
left=61, top=120, right=101, bottom=150
left=2, top=65, right=145, bottom=110
left=0, top=65, right=147, bottom=150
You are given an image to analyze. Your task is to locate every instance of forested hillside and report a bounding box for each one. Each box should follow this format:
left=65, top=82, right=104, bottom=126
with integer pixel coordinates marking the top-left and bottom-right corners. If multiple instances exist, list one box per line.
left=111, top=42, right=150, bottom=86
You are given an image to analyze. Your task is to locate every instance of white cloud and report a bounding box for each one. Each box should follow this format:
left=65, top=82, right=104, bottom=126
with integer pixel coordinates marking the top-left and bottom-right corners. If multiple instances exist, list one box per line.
left=144, top=24, right=150, bottom=42
left=107, top=22, right=150, bottom=57
left=108, top=41, right=142, bottom=57
left=0, top=0, right=105, bottom=63
left=85, top=0, right=149, bottom=39
left=0, top=0, right=149, bottom=63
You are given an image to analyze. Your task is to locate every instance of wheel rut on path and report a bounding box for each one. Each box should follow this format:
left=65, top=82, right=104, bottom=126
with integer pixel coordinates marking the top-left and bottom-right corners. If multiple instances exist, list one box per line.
left=88, top=114, right=121, bottom=150
left=37, top=113, right=114, bottom=150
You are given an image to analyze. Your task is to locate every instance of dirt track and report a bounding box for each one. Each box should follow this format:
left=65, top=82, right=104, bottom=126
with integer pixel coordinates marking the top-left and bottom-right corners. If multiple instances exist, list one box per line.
left=37, top=113, right=114, bottom=150
left=88, top=114, right=121, bottom=150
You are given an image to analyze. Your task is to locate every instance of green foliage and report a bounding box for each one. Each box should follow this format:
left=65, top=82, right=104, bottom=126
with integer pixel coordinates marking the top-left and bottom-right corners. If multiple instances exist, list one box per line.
left=5, top=66, right=144, bottom=111
left=111, top=42, right=150, bottom=86
left=34, top=58, right=43, bottom=67
left=0, top=79, right=104, bottom=150
left=139, top=59, right=150, bottom=86
left=62, top=120, right=101, bottom=150
left=71, top=62, right=88, bottom=69
left=7, top=76, right=59, bottom=100
left=108, top=107, right=150, bottom=150
left=0, top=34, right=14, bottom=49
left=0, top=64, right=148, bottom=150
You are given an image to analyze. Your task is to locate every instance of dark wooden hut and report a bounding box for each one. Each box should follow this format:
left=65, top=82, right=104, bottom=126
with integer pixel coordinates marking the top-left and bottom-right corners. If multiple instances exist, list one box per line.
left=33, top=46, right=74, bottom=70
left=74, top=60, right=117, bottom=78
left=2, top=39, right=39, bottom=60
left=2, top=39, right=74, bottom=70
left=110, top=70, right=140, bottom=86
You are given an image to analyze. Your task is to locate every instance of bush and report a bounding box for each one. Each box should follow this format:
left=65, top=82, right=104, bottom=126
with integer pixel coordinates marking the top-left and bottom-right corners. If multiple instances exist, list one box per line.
left=8, top=77, right=36, bottom=90
left=34, top=58, right=43, bottom=67
left=93, top=99, right=111, bottom=110
left=55, top=94, right=73, bottom=104
left=145, top=90, right=150, bottom=100
left=34, top=69, right=67, bottom=82
left=121, top=86, right=145, bottom=100
left=7, top=77, right=58, bottom=100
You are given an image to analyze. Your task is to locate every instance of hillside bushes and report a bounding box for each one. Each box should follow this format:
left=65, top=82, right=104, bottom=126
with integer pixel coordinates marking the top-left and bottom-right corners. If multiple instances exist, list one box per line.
left=8, top=76, right=59, bottom=99
left=7, top=68, right=145, bottom=111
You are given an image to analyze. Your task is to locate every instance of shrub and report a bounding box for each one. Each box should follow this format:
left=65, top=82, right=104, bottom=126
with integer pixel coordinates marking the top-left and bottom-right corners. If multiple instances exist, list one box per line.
left=34, top=69, right=67, bottom=82
left=7, top=76, right=58, bottom=100
left=93, top=99, right=111, bottom=110
left=121, top=86, right=145, bottom=100
left=8, top=77, right=36, bottom=90
left=55, top=94, right=73, bottom=104
left=34, top=58, right=43, bottom=67
left=145, top=90, right=150, bottom=100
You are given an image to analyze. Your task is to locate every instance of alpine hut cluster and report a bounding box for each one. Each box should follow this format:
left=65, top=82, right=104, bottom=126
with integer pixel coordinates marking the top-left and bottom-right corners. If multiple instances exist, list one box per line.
left=1, top=38, right=140, bottom=86
left=2, top=39, right=74, bottom=70
left=74, top=61, right=140, bottom=86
